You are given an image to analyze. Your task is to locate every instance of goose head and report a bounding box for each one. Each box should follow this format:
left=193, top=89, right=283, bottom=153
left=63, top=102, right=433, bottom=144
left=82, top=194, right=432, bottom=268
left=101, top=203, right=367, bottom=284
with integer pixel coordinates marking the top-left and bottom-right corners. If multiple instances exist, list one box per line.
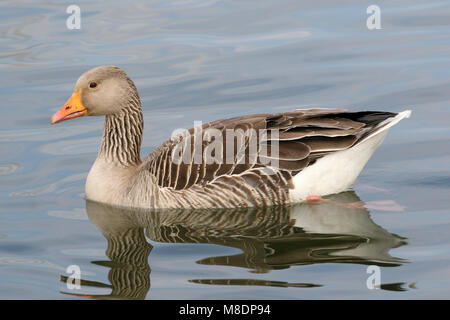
left=51, top=65, right=138, bottom=124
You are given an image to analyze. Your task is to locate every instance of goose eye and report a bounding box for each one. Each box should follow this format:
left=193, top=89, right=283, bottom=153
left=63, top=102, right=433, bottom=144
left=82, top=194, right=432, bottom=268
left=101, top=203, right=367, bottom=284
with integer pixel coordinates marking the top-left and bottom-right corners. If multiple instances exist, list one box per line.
left=89, top=82, right=98, bottom=89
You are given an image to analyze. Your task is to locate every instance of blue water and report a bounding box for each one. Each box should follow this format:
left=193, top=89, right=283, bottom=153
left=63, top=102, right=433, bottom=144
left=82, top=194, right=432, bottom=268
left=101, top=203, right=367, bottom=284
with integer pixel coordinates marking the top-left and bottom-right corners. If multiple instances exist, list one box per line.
left=1, top=0, right=450, bottom=299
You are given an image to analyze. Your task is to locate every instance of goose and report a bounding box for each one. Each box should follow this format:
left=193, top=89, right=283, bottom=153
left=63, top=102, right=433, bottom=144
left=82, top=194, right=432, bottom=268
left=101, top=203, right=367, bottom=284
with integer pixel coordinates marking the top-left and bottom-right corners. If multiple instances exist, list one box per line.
left=50, top=65, right=411, bottom=209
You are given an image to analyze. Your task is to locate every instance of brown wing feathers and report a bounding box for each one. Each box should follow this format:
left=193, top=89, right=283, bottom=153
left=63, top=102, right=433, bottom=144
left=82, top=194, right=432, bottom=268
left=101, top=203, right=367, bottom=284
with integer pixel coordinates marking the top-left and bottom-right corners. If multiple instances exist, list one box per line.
left=144, top=109, right=397, bottom=191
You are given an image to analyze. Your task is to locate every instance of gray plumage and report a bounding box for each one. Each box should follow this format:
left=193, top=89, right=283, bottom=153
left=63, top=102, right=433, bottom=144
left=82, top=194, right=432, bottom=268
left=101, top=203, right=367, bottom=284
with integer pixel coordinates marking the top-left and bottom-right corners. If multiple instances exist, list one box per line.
left=52, top=65, right=410, bottom=209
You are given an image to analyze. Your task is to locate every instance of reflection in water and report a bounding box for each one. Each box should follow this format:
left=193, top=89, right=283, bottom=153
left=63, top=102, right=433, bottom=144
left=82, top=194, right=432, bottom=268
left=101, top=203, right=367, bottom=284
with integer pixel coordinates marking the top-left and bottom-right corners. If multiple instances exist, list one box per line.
left=61, top=191, right=407, bottom=299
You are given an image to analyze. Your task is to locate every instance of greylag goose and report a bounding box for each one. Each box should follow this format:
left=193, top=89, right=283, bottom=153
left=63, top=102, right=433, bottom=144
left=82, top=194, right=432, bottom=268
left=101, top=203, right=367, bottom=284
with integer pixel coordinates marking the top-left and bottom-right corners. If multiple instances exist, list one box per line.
left=50, top=65, right=411, bottom=209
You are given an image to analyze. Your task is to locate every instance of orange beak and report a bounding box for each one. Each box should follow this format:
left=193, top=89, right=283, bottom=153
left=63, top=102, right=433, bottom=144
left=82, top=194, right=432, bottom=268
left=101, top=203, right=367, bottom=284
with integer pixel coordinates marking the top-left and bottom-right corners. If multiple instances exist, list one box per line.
left=51, top=91, right=87, bottom=124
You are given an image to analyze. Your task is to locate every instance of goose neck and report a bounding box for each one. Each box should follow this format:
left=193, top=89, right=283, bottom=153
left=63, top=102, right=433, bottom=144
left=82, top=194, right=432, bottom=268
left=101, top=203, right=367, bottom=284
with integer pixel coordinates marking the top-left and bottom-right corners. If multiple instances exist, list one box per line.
left=99, top=104, right=143, bottom=167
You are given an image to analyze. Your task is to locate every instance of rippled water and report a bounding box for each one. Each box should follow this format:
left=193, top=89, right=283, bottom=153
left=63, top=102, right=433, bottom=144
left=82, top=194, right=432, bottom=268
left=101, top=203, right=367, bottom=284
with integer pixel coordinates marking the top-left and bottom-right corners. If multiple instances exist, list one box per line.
left=1, top=0, right=450, bottom=299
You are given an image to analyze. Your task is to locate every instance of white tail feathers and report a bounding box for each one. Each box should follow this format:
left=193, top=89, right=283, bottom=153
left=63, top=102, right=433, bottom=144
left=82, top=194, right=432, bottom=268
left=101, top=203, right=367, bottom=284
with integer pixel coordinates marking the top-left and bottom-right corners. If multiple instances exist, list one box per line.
left=359, top=109, right=411, bottom=144
left=290, top=109, right=411, bottom=202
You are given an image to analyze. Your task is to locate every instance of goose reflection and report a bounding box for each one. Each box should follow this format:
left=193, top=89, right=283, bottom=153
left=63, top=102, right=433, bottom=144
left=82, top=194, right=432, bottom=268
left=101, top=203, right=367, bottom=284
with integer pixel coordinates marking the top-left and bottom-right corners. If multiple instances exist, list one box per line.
left=61, top=191, right=407, bottom=299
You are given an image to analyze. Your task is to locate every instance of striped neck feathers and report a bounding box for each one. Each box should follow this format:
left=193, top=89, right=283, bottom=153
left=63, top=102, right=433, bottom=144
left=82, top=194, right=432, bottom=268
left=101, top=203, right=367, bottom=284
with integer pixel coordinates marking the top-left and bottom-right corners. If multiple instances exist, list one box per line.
left=99, top=98, right=143, bottom=167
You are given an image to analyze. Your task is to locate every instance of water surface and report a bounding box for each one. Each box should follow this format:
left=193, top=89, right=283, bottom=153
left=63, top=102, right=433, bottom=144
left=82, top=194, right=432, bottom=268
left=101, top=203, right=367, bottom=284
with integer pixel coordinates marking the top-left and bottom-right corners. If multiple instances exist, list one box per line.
left=0, top=0, right=450, bottom=299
